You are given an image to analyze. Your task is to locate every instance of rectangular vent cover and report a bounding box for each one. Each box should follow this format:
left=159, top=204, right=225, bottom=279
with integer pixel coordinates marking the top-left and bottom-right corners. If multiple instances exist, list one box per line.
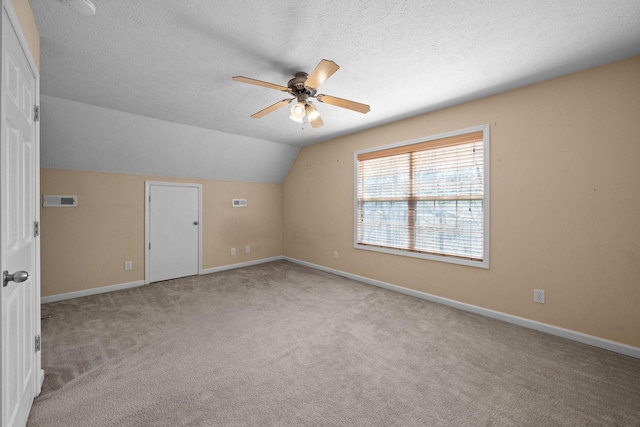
left=43, top=195, right=77, bottom=207
left=232, top=199, right=247, bottom=207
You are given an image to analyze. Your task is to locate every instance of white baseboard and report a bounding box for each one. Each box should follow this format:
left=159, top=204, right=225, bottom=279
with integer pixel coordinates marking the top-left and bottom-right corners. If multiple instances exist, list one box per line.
left=41, top=280, right=146, bottom=304
left=200, top=256, right=284, bottom=275
left=284, top=257, right=640, bottom=360
left=42, top=256, right=285, bottom=304
left=37, top=369, right=45, bottom=397
left=41, top=256, right=639, bottom=359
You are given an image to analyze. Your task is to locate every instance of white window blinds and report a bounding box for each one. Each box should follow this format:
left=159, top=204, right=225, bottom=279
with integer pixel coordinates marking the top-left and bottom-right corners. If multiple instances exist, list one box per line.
left=356, top=129, right=487, bottom=263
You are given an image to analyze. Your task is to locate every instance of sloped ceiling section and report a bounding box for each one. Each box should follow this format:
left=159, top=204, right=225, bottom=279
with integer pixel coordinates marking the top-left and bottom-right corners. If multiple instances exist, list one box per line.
left=31, top=0, right=640, bottom=148
left=40, top=96, right=300, bottom=183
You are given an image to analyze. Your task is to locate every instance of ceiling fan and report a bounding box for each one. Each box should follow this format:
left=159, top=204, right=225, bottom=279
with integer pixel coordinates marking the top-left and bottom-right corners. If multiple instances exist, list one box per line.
left=232, top=59, right=370, bottom=128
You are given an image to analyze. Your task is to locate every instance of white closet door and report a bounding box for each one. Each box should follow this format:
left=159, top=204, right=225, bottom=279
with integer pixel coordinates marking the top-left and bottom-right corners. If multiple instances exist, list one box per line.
left=148, top=184, right=200, bottom=283
left=1, top=7, right=39, bottom=427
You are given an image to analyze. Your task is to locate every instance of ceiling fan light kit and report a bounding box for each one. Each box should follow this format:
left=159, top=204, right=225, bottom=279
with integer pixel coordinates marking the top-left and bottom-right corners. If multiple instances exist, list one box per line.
left=233, top=59, right=370, bottom=128
left=305, top=102, right=320, bottom=122
left=289, top=102, right=306, bottom=123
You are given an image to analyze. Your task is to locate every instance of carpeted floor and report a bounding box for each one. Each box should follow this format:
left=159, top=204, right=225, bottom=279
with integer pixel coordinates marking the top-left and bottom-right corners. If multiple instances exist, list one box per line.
left=28, top=261, right=640, bottom=426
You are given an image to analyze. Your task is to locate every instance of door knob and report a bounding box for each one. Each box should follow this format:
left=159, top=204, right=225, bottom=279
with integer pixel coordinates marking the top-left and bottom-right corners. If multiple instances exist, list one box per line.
left=193, top=221, right=199, bottom=225
left=3, top=270, right=29, bottom=287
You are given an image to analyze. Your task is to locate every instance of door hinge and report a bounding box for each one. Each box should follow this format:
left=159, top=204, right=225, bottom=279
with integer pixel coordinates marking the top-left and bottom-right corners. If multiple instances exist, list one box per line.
left=149, top=243, right=151, bottom=250
left=34, top=105, right=40, bottom=122
left=34, top=220, right=39, bottom=237
left=35, top=334, right=41, bottom=352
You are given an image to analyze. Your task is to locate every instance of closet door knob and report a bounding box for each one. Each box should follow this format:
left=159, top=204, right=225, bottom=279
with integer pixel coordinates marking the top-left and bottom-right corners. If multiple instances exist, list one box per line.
left=3, top=270, right=29, bottom=287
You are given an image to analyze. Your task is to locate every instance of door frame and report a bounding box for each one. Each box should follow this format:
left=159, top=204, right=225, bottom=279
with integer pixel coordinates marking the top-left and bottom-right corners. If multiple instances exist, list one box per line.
left=0, top=0, right=43, bottom=422
left=144, top=181, right=202, bottom=284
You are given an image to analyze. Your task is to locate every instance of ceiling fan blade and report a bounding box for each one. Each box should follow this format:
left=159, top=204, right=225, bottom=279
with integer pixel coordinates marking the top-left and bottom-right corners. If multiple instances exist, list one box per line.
left=232, top=76, right=290, bottom=92
left=310, top=115, right=324, bottom=128
left=305, top=59, right=340, bottom=90
left=251, top=99, right=293, bottom=119
left=316, top=94, right=370, bottom=114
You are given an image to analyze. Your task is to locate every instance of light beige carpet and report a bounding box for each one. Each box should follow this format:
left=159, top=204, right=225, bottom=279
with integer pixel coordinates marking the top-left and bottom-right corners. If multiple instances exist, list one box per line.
left=28, top=261, right=640, bottom=426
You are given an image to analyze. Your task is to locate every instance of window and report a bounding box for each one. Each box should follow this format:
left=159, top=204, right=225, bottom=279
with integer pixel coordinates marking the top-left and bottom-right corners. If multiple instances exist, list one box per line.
left=355, top=125, right=490, bottom=268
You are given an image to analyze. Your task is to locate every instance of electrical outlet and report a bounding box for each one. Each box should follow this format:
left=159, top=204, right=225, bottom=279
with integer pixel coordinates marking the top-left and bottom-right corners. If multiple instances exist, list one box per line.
left=534, top=289, right=545, bottom=304
left=245, top=246, right=251, bottom=253
left=333, top=251, right=339, bottom=260
left=124, top=261, right=132, bottom=271
left=231, top=248, right=236, bottom=255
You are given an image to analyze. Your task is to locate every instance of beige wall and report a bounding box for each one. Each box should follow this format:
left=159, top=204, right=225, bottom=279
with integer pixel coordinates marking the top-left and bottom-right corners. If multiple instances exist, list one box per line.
left=283, top=56, right=640, bottom=348
left=11, top=0, right=39, bottom=69
left=40, top=169, right=282, bottom=297
left=39, top=57, right=639, bottom=349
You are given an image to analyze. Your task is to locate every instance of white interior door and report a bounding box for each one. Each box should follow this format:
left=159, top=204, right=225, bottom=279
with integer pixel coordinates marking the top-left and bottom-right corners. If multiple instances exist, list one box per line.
left=147, top=183, right=201, bottom=283
left=1, top=6, right=39, bottom=427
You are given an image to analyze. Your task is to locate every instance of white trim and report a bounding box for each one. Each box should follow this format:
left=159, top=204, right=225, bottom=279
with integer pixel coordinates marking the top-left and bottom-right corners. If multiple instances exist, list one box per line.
left=201, top=256, right=284, bottom=275
left=40, top=256, right=284, bottom=304
left=145, top=181, right=203, bottom=284
left=41, top=280, right=146, bottom=304
left=37, top=256, right=640, bottom=359
left=353, top=124, right=491, bottom=269
left=41, top=256, right=284, bottom=303
left=284, top=257, right=640, bottom=359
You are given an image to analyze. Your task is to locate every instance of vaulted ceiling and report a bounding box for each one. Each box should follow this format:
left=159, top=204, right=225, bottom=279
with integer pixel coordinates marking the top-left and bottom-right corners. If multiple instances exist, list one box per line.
left=31, top=0, right=640, bottom=147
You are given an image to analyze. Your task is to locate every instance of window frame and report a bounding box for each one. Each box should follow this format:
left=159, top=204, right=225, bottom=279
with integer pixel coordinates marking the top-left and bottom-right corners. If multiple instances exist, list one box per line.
left=353, top=124, right=490, bottom=269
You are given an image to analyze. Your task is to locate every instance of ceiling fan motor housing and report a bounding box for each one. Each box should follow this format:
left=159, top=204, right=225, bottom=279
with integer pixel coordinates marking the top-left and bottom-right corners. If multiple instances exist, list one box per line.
left=288, top=72, right=316, bottom=102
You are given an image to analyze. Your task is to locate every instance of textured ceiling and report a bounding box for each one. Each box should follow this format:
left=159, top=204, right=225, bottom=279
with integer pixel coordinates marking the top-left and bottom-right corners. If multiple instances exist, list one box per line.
left=31, top=0, right=640, bottom=147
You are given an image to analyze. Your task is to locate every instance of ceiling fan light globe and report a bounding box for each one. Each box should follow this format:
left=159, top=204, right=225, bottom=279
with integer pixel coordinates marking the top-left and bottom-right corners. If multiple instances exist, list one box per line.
left=305, top=103, right=321, bottom=121
left=290, top=102, right=306, bottom=122
left=289, top=113, right=304, bottom=123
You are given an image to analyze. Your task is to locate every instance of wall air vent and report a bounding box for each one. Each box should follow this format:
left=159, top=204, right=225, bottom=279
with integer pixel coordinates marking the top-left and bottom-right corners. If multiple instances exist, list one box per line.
left=43, top=195, right=77, bottom=207
left=232, top=199, right=247, bottom=207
